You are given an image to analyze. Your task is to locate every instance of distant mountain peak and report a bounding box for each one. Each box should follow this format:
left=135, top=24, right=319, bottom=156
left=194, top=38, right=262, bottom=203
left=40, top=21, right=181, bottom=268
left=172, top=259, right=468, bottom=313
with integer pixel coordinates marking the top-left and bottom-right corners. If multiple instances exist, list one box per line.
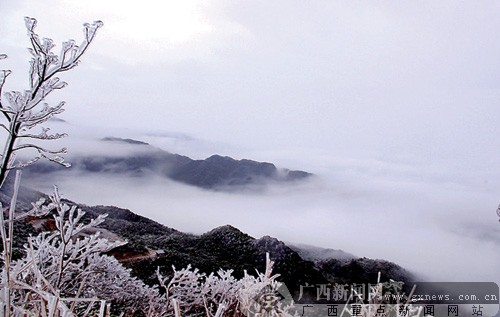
left=206, top=154, right=230, bottom=161
left=203, top=225, right=250, bottom=239
left=254, top=236, right=290, bottom=255
left=24, top=136, right=313, bottom=190
left=101, top=137, right=150, bottom=146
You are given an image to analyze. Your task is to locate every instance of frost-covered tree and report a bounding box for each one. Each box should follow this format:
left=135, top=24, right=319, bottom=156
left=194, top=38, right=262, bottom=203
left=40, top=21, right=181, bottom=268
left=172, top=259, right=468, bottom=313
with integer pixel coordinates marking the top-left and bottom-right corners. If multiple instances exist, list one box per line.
left=3, top=187, right=163, bottom=316
left=0, top=17, right=103, bottom=189
left=0, top=17, right=104, bottom=316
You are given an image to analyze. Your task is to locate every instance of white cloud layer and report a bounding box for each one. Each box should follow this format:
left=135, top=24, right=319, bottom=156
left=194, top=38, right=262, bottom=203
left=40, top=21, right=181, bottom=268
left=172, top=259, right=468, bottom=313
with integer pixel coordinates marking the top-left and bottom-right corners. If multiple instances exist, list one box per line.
left=22, top=128, right=500, bottom=286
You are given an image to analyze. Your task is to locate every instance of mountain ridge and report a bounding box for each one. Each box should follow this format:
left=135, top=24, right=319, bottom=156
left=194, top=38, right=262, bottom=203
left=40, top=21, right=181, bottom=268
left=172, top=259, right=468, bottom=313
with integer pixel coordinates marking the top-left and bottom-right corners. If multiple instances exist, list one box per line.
left=0, top=181, right=416, bottom=299
left=23, top=137, right=313, bottom=190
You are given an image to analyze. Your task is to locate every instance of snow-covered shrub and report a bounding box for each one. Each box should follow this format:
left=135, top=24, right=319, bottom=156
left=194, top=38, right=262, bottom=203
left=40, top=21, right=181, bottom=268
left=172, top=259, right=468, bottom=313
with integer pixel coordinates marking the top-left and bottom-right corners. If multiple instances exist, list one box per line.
left=1, top=181, right=297, bottom=317
left=238, top=256, right=295, bottom=317
left=341, top=272, right=421, bottom=317
left=158, top=253, right=297, bottom=317
left=1, top=185, right=163, bottom=316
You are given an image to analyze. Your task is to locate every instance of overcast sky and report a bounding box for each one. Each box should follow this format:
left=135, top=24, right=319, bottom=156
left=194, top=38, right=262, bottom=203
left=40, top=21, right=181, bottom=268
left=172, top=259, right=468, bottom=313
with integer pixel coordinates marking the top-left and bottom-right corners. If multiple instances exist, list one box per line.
left=2, top=1, right=500, bottom=284
left=1, top=1, right=499, bottom=166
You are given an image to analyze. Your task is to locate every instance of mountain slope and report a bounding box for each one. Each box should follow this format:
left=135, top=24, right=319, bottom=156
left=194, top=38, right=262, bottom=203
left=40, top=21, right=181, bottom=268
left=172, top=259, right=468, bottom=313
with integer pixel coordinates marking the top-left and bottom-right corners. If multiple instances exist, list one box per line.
left=288, top=243, right=357, bottom=261
left=0, top=182, right=416, bottom=300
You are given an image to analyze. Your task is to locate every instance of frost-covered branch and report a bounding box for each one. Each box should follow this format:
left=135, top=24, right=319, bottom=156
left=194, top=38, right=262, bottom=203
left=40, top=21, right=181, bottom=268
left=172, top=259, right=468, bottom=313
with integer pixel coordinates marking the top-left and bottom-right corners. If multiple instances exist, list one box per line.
left=0, top=17, right=102, bottom=188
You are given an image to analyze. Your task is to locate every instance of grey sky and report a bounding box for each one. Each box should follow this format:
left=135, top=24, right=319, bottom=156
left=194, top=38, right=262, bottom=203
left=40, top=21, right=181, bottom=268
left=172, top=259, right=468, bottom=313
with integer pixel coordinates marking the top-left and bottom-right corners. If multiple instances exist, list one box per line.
left=1, top=1, right=499, bottom=167
left=2, top=1, right=500, bottom=284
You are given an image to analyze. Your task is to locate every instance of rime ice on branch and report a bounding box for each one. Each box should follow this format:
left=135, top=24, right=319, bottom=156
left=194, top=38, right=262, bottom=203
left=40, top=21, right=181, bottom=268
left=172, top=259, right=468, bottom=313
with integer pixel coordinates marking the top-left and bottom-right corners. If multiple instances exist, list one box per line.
left=0, top=17, right=103, bottom=317
left=0, top=17, right=103, bottom=188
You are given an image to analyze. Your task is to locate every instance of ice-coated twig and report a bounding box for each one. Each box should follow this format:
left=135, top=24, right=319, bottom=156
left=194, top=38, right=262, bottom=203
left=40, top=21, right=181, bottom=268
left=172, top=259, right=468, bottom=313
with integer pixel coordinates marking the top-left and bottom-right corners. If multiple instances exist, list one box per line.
left=0, top=17, right=102, bottom=188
